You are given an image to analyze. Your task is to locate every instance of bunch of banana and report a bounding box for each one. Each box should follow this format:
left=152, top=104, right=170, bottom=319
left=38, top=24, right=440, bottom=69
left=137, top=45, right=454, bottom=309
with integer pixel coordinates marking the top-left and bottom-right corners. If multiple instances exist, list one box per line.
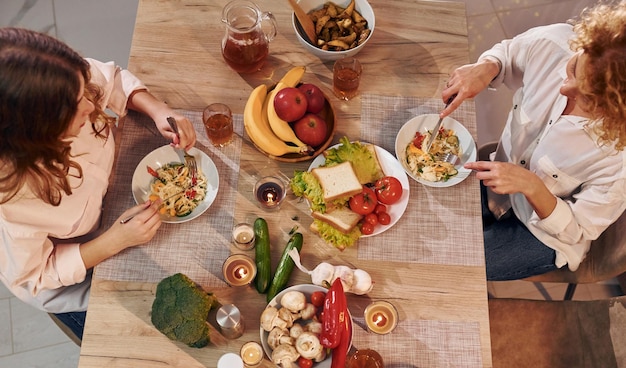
left=243, top=66, right=315, bottom=157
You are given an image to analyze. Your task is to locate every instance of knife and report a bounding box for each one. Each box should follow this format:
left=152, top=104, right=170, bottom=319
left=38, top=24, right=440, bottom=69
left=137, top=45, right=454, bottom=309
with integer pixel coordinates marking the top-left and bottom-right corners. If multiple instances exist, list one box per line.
left=424, top=94, right=456, bottom=153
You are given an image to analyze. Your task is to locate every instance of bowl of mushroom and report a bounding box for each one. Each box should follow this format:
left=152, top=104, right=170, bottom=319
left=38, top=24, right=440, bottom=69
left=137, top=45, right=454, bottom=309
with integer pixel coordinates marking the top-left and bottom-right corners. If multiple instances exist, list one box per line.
left=260, top=284, right=353, bottom=367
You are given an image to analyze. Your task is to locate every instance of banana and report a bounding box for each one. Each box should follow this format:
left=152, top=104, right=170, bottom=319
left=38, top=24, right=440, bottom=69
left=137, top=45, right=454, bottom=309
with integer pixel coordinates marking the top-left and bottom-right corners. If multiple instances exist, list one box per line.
left=243, top=84, right=309, bottom=157
left=278, top=65, right=306, bottom=87
left=266, top=81, right=311, bottom=149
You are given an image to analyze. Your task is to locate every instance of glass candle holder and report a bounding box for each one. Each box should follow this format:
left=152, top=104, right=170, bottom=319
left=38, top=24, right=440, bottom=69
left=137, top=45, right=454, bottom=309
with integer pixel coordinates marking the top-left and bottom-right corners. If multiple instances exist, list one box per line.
left=364, top=300, right=399, bottom=335
left=254, top=176, right=286, bottom=210
left=222, top=254, right=257, bottom=287
left=233, top=223, right=255, bottom=250
left=347, top=349, right=384, bottom=368
left=240, top=341, right=264, bottom=367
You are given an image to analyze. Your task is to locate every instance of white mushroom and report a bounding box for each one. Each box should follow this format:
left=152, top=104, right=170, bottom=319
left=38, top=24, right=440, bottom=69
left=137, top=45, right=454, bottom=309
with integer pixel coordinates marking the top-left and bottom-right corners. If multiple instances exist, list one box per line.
left=280, top=291, right=306, bottom=313
left=295, top=332, right=323, bottom=360
left=261, top=306, right=288, bottom=332
left=299, top=303, right=316, bottom=320
left=352, top=268, right=373, bottom=295
left=305, top=317, right=322, bottom=335
left=272, top=344, right=300, bottom=368
left=313, top=347, right=327, bottom=363
left=289, top=323, right=304, bottom=339
left=268, top=327, right=294, bottom=350
left=278, top=307, right=298, bottom=328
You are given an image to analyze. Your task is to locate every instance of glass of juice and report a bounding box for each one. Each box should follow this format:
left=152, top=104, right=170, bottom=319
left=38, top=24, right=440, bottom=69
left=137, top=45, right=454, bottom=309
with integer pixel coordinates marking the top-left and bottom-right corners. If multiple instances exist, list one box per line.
left=203, top=103, right=233, bottom=147
left=333, top=57, right=363, bottom=100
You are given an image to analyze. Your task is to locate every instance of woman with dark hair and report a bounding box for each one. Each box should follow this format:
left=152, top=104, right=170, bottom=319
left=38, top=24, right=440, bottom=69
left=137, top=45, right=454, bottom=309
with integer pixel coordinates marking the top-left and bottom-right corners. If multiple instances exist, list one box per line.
left=0, top=27, right=196, bottom=338
left=441, top=1, right=626, bottom=281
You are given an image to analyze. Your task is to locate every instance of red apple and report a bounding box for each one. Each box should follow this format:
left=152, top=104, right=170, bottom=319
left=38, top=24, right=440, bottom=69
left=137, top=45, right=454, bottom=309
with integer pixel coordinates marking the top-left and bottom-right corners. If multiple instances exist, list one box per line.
left=298, top=83, right=326, bottom=114
left=293, top=113, right=328, bottom=147
left=273, top=87, right=308, bottom=122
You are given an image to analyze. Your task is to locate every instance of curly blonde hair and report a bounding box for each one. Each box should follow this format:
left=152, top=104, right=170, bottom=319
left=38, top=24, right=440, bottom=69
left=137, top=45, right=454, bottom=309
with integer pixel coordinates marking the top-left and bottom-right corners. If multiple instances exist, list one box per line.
left=570, top=1, right=626, bottom=150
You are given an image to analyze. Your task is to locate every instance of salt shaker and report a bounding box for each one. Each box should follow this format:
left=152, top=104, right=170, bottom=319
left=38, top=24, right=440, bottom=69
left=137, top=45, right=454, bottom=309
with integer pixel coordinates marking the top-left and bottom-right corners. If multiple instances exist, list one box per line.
left=216, top=304, right=245, bottom=339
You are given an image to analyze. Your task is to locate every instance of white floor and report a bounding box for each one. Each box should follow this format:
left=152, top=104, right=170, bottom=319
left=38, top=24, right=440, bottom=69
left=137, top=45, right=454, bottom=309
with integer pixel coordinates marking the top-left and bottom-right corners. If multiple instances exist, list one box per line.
left=0, top=0, right=619, bottom=367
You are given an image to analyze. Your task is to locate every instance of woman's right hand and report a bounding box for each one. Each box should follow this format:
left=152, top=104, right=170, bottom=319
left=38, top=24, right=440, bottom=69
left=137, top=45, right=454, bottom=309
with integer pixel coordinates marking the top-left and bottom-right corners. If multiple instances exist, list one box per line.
left=111, top=200, right=163, bottom=249
left=440, top=58, right=501, bottom=118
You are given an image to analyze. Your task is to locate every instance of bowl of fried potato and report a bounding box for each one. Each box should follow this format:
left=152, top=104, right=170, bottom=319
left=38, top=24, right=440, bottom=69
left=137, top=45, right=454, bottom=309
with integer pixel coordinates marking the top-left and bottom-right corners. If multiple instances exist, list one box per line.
left=292, top=0, right=375, bottom=61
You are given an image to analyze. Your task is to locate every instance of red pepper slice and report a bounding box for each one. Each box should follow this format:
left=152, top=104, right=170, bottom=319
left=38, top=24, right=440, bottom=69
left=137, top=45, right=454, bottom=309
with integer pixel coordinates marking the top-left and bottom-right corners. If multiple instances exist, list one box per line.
left=320, top=278, right=347, bottom=349
left=331, top=298, right=351, bottom=368
left=147, top=166, right=159, bottom=178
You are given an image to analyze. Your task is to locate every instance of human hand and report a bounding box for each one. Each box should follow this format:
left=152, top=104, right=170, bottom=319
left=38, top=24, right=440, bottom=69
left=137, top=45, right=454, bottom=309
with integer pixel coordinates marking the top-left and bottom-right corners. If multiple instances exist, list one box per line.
left=158, top=113, right=197, bottom=151
left=111, top=200, right=163, bottom=249
left=440, top=59, right=501, bottom=118
left=464, top=161, right=539, bottom=195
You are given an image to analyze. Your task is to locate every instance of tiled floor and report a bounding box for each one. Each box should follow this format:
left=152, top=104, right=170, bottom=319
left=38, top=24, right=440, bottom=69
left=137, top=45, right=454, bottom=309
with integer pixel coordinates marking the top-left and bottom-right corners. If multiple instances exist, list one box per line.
left=0, top=0, right=620, bottom=367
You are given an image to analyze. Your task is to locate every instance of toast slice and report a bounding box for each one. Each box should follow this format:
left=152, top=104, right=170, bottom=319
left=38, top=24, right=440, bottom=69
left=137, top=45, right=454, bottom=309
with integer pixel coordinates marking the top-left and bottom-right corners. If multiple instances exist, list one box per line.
left=312, top=161, right=362, bottom=202
left=311, top=206, right=363, bottom=234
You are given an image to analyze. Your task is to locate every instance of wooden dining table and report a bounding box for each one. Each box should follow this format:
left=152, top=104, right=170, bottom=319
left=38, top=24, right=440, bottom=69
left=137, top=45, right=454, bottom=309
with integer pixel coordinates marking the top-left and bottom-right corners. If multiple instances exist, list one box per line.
left=77, top=0, right=493, bottom=367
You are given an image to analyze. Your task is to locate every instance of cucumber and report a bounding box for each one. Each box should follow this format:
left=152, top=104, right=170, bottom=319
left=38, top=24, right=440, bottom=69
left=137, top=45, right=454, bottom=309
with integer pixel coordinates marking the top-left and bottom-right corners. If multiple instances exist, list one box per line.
left=254, top=218, right=271, bottom=293
left=266, top=232, right=304, bottom=302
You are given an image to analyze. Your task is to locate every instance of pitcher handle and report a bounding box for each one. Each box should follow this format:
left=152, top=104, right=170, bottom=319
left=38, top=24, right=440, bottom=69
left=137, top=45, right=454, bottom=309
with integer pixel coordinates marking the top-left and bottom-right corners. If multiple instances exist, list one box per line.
left=260, top=11, right=278, bottom=42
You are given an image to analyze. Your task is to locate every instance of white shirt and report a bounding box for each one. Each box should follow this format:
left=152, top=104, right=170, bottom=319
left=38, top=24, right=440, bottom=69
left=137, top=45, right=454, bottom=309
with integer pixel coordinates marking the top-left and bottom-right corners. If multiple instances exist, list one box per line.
left=0, top=59, right=146, bottom=313
left=479, top=23, right=626, bottom=271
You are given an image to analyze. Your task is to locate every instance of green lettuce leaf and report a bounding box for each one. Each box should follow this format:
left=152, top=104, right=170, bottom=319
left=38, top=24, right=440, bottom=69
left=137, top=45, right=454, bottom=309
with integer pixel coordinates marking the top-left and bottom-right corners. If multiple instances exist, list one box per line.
left=323, top=136, right=382, bottom=184
left=313, top=219, right=361, bottom=250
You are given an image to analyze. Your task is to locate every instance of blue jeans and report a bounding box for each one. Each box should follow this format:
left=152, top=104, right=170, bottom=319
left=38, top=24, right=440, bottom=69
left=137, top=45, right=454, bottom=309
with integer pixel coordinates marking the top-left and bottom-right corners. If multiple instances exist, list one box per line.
left=481, top=183, right=558, bottom=281
left=53, top=311, right=86, bottom=340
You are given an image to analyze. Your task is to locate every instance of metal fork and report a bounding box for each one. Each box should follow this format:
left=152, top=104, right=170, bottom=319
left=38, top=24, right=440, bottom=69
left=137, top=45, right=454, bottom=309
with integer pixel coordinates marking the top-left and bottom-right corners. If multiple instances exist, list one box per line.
left=166, top=116, right=197, bottom=184
left=438, top=152, right=459, bottom=165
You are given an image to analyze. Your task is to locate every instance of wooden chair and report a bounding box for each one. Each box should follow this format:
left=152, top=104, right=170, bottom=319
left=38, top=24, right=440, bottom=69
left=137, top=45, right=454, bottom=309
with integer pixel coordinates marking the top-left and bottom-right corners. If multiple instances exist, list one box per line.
left=479, top=142, right=626, bottom=300
left=48, top=313, right=81, bottom=346
left=489, top=295, right=626, bottom=367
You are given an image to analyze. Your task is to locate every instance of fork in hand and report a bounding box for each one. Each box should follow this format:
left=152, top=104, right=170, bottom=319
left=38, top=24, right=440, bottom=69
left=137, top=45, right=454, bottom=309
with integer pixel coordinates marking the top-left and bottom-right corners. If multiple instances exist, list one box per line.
left=166, top=116, right=197, bottom=185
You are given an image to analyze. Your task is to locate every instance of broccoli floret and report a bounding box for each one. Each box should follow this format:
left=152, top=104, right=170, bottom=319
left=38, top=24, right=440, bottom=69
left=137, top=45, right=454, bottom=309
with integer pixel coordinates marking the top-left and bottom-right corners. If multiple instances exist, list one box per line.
left=151, top=273, right=219, bottom=348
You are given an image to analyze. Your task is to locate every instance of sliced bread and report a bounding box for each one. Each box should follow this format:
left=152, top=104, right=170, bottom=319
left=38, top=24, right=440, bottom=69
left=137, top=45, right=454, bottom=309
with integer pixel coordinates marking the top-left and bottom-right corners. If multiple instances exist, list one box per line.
left=311, top=206, right=363, bottom=234
left=312, top=161, right=362, bottom=202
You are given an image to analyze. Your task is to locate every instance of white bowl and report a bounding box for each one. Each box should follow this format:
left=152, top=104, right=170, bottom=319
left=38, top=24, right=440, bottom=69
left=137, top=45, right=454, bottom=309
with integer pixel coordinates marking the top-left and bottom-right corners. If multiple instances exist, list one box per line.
left=260, top=284, right=353, bottom=367
left=292, top=0, right=375, bottom=61
left=131, top=145, right=219, bottom=223
left=394, top=114, right=477, bottom=188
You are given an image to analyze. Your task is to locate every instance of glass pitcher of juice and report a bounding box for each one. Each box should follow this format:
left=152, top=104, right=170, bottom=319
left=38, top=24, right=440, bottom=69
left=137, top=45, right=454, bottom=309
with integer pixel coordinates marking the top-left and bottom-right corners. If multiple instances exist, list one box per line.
left=221, top=0, right=277, bottom=73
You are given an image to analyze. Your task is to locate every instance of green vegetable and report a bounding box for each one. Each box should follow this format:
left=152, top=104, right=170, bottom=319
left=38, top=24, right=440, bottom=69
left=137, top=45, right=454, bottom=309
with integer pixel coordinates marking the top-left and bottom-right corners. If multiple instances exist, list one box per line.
left=151, top=273, right=219, bottom=348
left=254, top=218, right=271, bottom=294
left=323, top=136, right=382, bottom=184
left=290, top=171, right=326, bottom=212
left=314, top=219, right=361, bottom=249
left=266, top=232, right=304, bottom=302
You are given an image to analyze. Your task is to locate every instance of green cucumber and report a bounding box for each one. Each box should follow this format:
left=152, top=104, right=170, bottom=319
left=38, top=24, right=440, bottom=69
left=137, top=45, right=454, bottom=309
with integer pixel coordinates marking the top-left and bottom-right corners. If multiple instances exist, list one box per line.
left=254, top=218, right=271, bottom=293
left=266, top=232, right=304, bottom=302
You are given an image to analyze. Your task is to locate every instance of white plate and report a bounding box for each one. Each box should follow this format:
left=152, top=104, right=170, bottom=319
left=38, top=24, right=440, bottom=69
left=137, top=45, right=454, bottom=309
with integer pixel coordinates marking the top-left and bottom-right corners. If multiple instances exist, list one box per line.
left=308, top=143, right=410, bottom=237
left=395, top=114, right=477, bottom=187
left=131, top=145, right=219, bottom=223
left=260, top=284, right=353, bottom=367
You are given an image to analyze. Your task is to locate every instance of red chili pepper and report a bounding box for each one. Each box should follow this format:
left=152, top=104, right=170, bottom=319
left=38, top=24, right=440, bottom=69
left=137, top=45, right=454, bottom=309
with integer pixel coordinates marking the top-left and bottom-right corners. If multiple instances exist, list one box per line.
left=413, top=132, right=425, bottom=148
left=147, top=166, right=159, bottom=178
left=320, top=278, right=347, bottom=349
left=185, top=189, right=196, bottom=199
left=331, top=299, right=351, bottom=368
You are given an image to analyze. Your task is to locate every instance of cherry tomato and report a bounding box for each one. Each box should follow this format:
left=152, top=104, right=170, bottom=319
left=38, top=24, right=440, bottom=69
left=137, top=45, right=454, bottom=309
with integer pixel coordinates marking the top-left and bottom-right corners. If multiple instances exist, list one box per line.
left=375, top=203, right=387, bottom=214
left=374, top=176, right=403, bottom=205
left=361, top=222, right=375, bottom=235
left=298, top=357, right=313, bottom=368
left=310, top=291, right=325, bottom=308
left=349, top=186, right=377, bottom=215
left=378, top=211, right=391, bottom=225
left=413, top=131, right=425, bottom=148
left=365, top=213, right=378, bottom=226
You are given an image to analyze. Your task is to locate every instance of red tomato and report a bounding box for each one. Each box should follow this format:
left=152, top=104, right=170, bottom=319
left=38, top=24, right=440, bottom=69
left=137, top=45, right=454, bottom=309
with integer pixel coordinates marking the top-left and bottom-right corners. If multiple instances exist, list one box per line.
left=310, top=291, right=325, bottom=307
left=375, top=203, right=387, bottom=214
left=378, top=211, right=391, bottom=225
left=349, top=186, right=378, bottom=215
left=374, top=176, right=403, bottom=205
left=365, top=213, right=378, bottom=226
left=298, top=357, right=313, bottom=368
left=361, top=222, right=375, bottom=235
left=413, top=131, right=425, bottom=148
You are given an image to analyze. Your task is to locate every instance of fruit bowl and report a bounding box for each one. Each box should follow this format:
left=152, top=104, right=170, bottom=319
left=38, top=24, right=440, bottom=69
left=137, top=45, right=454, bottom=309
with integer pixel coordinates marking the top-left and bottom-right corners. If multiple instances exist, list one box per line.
left=252, top=88, right=336, bottom=163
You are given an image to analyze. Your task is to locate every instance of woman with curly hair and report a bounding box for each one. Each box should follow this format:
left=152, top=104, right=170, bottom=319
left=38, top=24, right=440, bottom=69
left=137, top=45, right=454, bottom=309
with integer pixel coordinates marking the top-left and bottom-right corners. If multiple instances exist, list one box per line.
left=0, top=27, right=197, bottom=338
left=441, top=1, right=626, bottom=280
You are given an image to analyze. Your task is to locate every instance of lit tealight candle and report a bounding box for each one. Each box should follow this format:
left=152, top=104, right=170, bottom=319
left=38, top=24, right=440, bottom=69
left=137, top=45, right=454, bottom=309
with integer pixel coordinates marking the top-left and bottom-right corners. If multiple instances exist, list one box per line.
left=233, top=223, right=255, bottom=250
left=254, top=176, right=286, bottom=209
left=240, top=341, right=264, bottom=367
left=364, top=300, right=398, bottom=335
left=222, top=254, right=257, bottom=287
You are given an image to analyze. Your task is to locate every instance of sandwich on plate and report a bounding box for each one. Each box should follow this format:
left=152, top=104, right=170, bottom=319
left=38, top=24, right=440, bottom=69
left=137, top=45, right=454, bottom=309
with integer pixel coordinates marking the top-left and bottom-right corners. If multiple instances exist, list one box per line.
left=290, top=137, right=384, bottom=250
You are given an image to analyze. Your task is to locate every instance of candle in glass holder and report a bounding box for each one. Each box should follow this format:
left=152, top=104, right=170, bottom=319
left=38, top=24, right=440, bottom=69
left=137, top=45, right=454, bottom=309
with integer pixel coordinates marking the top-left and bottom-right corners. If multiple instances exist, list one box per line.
left=222, top=254, right=257, bottom=287
left=233, top=223, right=255, bottom=250
left=364, top=300, right=398, bottom=335
left=254, top=176, right=286, bottom=209
left=240, top=341, right=263, bottom=367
